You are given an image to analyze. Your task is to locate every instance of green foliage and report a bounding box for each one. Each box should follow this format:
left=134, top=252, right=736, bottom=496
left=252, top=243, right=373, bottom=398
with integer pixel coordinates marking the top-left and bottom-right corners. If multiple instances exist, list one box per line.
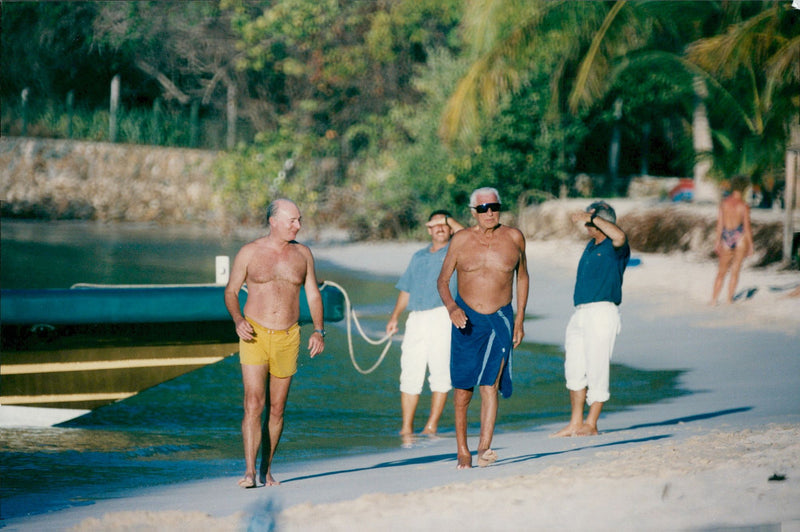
left=685, top=2, right=798, bottom=187
left=213, top=122, right=338, bottom=226
left=1, top=99, right=219, bottom=148
left=379, top=49, right=473, bottom=228
left=462, top=84, right=589, bottom=202
left=3, top=0, right=798, bottom=236
left=576, top=52, right=697, bottom=178
left=1, top=2, right=100, bottom=98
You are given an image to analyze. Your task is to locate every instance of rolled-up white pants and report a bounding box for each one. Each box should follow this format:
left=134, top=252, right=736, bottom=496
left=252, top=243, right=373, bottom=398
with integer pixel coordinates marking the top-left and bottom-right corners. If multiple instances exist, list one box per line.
left=399, top=306, right=452, bottom=395
left=564, top=302, right=621, bottom=405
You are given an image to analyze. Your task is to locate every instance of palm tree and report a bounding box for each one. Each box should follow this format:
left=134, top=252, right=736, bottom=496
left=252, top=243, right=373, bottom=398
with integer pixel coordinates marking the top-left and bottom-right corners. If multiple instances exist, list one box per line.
left=439, top=0, right=721, bottom=195
left=687, top=1, right=799, bottom=262
left=685, top=1, right=799, bottom=187
left=440, top=1, right=636, bottom=146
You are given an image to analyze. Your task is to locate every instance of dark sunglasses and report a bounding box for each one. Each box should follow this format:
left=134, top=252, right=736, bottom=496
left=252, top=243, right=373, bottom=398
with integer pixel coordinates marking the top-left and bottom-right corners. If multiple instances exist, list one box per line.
left=472, top=202, right=501, bottom=214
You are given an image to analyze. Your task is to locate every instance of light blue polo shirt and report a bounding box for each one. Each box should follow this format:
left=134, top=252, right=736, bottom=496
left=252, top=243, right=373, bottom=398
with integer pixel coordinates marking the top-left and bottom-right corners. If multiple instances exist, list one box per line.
left=396, top=244, right=456, bottom=311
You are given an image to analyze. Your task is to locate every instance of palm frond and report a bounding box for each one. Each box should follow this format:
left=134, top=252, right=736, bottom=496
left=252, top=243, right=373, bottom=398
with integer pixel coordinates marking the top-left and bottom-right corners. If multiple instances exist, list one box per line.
left=766, top=33, right=800, bottom=85
left=686, top=5, right=779, bottom=77
left=568, top=0, right=627, bottom=113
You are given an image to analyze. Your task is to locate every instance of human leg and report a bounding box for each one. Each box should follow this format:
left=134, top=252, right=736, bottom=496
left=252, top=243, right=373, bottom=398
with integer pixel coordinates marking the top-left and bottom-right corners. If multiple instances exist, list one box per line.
left=577, top=401, right=603, bottom=436
left=399, top=312, right=428, bottom=434
left=580, top=303, right=618, bottom=435
left=454, top=387, right=473, bottom=469
left=711, top=250, right=733, bottom=305
left=726, top=246, right=748, bottom=303
left=259, top=374, right=292, bottom=486
left=423, top=391, right=447, bottom=435
left=400, top=392, right=420, bottom=435
left=554, top=311, right=587, bottom=437
left=240, top=363, right=268, bottom=487
left=552, top=388, right=587, bottom=437
left=476, top=383, right=499, bottom=465
left=424, top=307, right=452, bottom=435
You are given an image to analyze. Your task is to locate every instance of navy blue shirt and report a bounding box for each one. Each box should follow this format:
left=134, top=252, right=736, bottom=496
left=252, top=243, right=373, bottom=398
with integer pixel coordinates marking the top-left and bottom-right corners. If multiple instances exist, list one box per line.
left=573, top=238, right=630, bottom=306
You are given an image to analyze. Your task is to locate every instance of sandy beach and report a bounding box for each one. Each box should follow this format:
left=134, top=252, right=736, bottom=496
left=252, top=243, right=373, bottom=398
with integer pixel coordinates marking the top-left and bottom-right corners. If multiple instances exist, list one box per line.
left=4, top=235, right=800, bottom=531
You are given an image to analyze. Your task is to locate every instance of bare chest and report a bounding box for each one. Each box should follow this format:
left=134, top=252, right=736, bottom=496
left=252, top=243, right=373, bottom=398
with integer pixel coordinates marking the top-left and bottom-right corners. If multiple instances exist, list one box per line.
left=458, top=235, right=518, bottom=274
left=246, top=248, right=307, bottom=286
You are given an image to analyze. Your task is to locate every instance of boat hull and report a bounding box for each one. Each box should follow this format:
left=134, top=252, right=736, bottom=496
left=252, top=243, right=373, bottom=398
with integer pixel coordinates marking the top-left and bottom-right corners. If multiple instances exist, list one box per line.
left=1, top=342, right=238, bottom=410
left=0, top=283, right=345, bottom=414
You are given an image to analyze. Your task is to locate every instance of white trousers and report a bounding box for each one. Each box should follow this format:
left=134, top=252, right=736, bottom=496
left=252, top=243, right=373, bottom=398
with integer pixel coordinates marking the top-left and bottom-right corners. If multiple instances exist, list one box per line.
left=399, top=306, right=452, bottom=395
left=564, top=302, right=621, bottom=405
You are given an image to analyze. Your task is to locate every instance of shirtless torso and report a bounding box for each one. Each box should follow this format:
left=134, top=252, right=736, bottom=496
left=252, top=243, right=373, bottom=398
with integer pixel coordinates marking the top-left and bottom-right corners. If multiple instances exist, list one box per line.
left=225, top=200, right=324, bottom=338
left=443, top=224, right=525, bottom=315
left=437, top=189, right=528, bottom=345
left=236, top=238, right=313, bottom=330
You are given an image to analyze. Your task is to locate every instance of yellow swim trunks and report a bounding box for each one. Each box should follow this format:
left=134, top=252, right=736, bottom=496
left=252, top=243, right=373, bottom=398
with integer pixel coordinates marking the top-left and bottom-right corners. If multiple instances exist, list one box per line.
left=239, top=318, right=300, bottom=378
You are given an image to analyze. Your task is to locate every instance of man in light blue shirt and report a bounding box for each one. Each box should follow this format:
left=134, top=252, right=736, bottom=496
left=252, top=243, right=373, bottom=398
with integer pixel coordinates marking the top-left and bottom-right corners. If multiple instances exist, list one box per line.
left=386, top=210, right=463, bottom=444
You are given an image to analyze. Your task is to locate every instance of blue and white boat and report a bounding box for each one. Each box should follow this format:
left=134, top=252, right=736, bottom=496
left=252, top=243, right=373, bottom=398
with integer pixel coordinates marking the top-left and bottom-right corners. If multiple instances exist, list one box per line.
left=0, top=280, right=344, bottom=425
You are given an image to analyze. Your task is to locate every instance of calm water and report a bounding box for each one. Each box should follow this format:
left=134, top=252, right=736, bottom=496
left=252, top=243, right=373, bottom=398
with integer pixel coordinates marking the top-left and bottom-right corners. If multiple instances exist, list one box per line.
left=0, top=220, right=687, bottom=521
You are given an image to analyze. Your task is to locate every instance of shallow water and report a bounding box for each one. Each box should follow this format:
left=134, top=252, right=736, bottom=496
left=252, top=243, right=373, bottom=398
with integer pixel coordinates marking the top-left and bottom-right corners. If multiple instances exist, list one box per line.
left=0, top=220, right=687, bottom=520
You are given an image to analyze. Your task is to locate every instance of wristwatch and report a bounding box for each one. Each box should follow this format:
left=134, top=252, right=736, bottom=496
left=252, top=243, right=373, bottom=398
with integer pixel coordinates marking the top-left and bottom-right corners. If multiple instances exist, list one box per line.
left=314, top=328, right=326, bottom=337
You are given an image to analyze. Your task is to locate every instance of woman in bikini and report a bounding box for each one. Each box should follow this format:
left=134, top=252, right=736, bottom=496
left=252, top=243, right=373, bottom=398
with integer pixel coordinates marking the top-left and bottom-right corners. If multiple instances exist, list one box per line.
left=710, top=175, right=754, bottom=305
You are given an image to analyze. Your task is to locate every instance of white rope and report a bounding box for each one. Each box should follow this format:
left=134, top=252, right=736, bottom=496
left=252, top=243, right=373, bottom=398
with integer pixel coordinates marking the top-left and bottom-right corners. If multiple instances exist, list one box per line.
left=321, top=280, right=395, bottom=375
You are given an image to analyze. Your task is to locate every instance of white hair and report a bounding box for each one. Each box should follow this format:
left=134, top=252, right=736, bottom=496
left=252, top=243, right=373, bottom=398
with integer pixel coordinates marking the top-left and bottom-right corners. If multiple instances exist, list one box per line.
left=469, top=187, right=501, bottom=207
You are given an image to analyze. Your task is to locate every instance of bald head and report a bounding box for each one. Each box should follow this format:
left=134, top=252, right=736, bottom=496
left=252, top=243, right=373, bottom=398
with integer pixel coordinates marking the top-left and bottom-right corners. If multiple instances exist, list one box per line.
left=267, top=198, right=300, bottom=222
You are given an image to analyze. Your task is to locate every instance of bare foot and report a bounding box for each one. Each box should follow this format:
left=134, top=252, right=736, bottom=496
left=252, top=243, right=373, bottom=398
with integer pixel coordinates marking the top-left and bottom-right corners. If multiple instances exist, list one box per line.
left=551, top=424, right=581, bottom=437
left=421, top=425, right=437, bottom=436
left=260, top=472, right=280, bottom=486
left=401, top=432, right=416, bottom=448
left=575, top=423, right=599, bottom=436
left=477, top=449, right=497, bottom=467
left=238, top=474, right=256, bottom=489
left=457, top=453, right=472, bottom=469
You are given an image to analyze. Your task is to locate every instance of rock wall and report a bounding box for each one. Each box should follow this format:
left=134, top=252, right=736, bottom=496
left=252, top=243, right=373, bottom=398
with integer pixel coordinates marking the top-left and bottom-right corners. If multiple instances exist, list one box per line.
left=0, top=137, right=225, bottom=224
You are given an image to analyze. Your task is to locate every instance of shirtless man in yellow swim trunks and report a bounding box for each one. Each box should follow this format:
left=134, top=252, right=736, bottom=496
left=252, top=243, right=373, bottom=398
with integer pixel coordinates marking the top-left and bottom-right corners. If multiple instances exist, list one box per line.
left=224, top=198, right=325, bottom=488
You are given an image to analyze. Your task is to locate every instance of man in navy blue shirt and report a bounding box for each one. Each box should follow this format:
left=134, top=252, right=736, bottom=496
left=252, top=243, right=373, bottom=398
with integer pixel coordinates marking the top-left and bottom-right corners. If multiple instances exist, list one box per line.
left=554, top=201, right=630, bottom=437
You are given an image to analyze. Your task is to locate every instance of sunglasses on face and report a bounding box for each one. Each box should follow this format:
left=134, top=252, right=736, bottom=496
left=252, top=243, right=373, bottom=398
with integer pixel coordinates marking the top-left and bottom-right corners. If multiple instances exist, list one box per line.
left=472, top=202, right=501, bottom=214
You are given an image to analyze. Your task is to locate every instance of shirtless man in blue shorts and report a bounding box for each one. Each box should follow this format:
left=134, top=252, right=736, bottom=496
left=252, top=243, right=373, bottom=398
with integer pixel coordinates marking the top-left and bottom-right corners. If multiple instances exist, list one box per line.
left=437, top=187, right=529, bottom=469
left=224, top=198, right=325, bottom=488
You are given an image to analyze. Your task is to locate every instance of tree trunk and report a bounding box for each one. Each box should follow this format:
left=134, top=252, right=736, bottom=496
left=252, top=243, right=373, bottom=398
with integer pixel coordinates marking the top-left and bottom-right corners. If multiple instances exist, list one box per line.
left=608, top=98, right=622, bottom=194
left=691, top=76, right=716, bottom=202
left=226, top=82, right=236, bottom=151
left=640, top=122, right=650, bottom=176
left=783, top=118, right=800, bottom=265
left=110, top=75, right=120, bottom=143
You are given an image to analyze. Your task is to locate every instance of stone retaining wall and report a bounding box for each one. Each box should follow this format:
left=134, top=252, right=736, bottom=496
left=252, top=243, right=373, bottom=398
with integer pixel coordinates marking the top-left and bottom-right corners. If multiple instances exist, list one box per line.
left=0, top=137, right=224, bottom=224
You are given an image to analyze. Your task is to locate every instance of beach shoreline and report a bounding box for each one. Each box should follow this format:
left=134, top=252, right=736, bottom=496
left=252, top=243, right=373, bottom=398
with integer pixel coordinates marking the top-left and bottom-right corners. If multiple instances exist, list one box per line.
left=4, top=237, right=799, bottom=531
